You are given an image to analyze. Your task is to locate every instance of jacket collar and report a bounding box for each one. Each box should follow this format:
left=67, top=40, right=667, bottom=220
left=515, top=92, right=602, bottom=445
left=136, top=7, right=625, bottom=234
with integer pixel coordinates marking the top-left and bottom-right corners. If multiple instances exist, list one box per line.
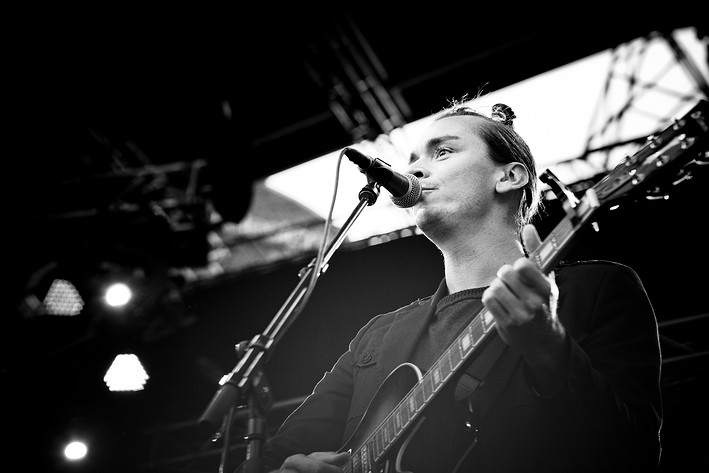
left=377, top=279, right=448, bottom=376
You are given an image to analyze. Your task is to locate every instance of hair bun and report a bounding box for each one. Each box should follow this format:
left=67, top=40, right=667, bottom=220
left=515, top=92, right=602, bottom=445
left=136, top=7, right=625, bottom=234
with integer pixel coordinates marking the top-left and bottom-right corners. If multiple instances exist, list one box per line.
left=491, top=103, right=516, bottom=127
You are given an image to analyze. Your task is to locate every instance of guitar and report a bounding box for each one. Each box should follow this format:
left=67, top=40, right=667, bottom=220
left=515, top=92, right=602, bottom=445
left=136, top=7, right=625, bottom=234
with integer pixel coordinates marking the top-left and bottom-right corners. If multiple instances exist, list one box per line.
left=338, top=99, right=709, bottom=473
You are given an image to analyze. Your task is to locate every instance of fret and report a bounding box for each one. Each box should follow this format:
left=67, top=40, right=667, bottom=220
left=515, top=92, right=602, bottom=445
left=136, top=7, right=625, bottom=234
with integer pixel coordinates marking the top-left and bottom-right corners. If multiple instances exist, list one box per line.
left=538, top=216, right=574, bottom=262
left=407, top=395, right=416, bottom=418
left=374, top=430, right=383, bottom=458
left=380, top=424, right=388, bottom=445
left=360, top=443, right=369, bottom=472
left=414, top=386, right=424, bottom=410
left=551, top=217, right=571, bottom=239
left=367, top=439, right=377, bottom=469
left=440, top=352, right=452, bottom=378
left=422, top=373, right=433, bottom=400
left=351, top=448, right=361, bottom=473
left=482, top=310, right=494, bottom=331
left=387, top=417, right=395, bottom=443
left=534, top=196, right=598, bottom=273
left=432, top=365, right=441, bottom=386
left=536, top=240, right=555, bottom=267
left=471, top=318, right=484, bottom=343
left=461, top=330, right=473, bottom=353
left=399, top=402, right=410, bottom=425
left=450, top=338, right=463, bottom=367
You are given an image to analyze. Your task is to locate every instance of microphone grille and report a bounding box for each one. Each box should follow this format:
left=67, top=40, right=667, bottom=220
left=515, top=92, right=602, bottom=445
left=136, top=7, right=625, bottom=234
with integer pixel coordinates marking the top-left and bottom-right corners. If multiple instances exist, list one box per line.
left=389, top=174, right=422, bottom=208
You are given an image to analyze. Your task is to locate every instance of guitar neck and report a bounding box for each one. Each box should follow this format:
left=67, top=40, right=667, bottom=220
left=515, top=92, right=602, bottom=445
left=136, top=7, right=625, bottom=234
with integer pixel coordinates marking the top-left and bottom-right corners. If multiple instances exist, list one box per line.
left=530, top=189, right=600, bottom=274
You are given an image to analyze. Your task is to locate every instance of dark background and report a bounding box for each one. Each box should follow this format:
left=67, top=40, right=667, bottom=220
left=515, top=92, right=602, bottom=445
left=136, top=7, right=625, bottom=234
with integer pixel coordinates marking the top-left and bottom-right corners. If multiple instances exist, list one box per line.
left=3, top=6, right=707, bottom=472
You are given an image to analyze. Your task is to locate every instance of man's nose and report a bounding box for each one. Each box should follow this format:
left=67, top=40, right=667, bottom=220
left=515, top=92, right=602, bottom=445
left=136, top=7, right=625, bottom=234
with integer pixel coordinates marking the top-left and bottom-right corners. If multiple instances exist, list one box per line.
left=407, top=166, right=427, bottom=179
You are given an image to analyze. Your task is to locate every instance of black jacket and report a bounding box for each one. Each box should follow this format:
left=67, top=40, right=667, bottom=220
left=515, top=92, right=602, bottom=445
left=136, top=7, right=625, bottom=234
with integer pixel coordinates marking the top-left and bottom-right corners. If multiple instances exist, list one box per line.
left=255, top=260, right=663, bottom=472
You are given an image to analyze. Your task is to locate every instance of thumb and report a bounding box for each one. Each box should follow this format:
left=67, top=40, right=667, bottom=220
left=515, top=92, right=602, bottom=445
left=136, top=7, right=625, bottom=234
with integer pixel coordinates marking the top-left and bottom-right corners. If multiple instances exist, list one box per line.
left=309, top=451, right=351, bottom=467
left=522, top=224, right=542, bottom=255
left=328, top=451, right=351, bottom=467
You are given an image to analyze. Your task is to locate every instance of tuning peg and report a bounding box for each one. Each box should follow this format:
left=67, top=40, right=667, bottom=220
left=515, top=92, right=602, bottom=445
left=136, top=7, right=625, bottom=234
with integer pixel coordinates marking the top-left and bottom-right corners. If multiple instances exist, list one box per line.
left=646, top=194, right=670, bottom=201
left=672, top=170, right=694, bottom=186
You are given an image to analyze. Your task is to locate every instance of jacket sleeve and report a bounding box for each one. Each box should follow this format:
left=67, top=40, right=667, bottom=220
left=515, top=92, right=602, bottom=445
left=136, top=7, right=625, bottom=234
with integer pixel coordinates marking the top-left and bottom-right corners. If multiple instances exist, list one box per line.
left=258, top=350, right=355, bottom=470
left=541, top=261, right=664, bottom=470
left=258, top=312, right=389, bottom=470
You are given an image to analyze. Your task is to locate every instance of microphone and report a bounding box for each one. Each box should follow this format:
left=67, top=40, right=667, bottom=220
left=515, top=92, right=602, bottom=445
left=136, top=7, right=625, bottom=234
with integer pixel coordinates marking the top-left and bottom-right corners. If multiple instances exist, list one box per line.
left=343, top=148, right=422, bottom=208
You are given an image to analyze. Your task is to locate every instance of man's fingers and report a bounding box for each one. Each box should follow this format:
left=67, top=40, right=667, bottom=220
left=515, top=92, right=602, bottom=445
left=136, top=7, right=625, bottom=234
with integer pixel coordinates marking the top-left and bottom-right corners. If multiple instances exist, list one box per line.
left=280, top=451, right=351, bottom=472
left=314, top=451, right=350, bottom=466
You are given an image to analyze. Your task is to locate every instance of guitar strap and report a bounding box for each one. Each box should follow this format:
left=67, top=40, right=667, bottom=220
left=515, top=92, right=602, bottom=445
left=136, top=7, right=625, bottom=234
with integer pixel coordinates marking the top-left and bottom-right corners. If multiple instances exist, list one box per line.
left=453, top=332, right=506, bottom=402
left=453, top=332, right=521, bottom=426
left=448, top=335, right=521, bottom=473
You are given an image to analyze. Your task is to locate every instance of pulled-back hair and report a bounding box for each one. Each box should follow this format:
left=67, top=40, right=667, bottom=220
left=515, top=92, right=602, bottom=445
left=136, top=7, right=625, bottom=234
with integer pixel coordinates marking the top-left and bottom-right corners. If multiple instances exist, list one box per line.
left=434, top=99, right=541, bottom=232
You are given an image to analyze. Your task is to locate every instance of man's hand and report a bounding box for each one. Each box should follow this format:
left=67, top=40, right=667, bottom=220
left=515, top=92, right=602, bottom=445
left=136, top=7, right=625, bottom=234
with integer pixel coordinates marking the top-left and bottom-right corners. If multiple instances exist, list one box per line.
left=275, top=451, right=350, bottom=473
left=481, top=224, right=568, bottom=395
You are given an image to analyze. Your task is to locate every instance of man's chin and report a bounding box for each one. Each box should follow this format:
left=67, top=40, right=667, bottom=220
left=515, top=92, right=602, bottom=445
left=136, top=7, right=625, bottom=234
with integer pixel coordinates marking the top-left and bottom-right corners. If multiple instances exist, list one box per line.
left=414, top=209, right=439, bottom=234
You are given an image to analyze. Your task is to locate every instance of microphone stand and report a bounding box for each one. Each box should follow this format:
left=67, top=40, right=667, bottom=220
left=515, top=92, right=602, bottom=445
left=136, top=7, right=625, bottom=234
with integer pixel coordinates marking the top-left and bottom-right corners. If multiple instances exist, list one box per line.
left=198, top=180, right=381, bottom=472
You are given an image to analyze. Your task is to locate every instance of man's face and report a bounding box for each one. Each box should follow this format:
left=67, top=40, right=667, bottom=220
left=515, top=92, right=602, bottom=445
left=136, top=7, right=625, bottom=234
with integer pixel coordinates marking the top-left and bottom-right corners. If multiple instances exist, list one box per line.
left=406, top=115, right=506, bottom=239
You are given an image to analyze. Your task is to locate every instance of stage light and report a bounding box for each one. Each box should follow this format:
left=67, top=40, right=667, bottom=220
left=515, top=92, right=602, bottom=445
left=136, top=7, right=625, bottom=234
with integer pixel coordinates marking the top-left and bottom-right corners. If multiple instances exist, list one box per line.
left=19, top=261, right=86, bottom=318
left=104, top=282, right=132, bottom=307
left=104, top=353, right=149, bottom=391
left=64, top=440, right=88, bottom=461
left=44, top=278, right=84, bottom=315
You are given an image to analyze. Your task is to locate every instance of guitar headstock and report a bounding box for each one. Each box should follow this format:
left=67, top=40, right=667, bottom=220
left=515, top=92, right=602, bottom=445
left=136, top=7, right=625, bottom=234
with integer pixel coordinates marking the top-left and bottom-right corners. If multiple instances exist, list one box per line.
left=592, top=99, right=709, bottom=208
left=531, top=99, right=708, bottom=274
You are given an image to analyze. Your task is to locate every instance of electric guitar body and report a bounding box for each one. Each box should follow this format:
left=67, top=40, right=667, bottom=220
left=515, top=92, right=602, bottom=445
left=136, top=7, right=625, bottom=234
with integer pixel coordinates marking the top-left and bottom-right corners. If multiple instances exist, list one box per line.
left=340, top=362, right=478, bottom=473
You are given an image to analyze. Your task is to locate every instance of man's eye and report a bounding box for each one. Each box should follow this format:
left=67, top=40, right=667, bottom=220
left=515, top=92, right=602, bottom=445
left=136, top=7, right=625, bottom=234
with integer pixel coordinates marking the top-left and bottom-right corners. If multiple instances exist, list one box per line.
left=435, top=148, right=450, bottom=158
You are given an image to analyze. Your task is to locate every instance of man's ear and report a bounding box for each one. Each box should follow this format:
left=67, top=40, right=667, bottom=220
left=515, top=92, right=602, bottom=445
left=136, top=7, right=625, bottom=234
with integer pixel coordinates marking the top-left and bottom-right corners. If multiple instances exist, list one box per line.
left=495, top=162, right=529, bottom=194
